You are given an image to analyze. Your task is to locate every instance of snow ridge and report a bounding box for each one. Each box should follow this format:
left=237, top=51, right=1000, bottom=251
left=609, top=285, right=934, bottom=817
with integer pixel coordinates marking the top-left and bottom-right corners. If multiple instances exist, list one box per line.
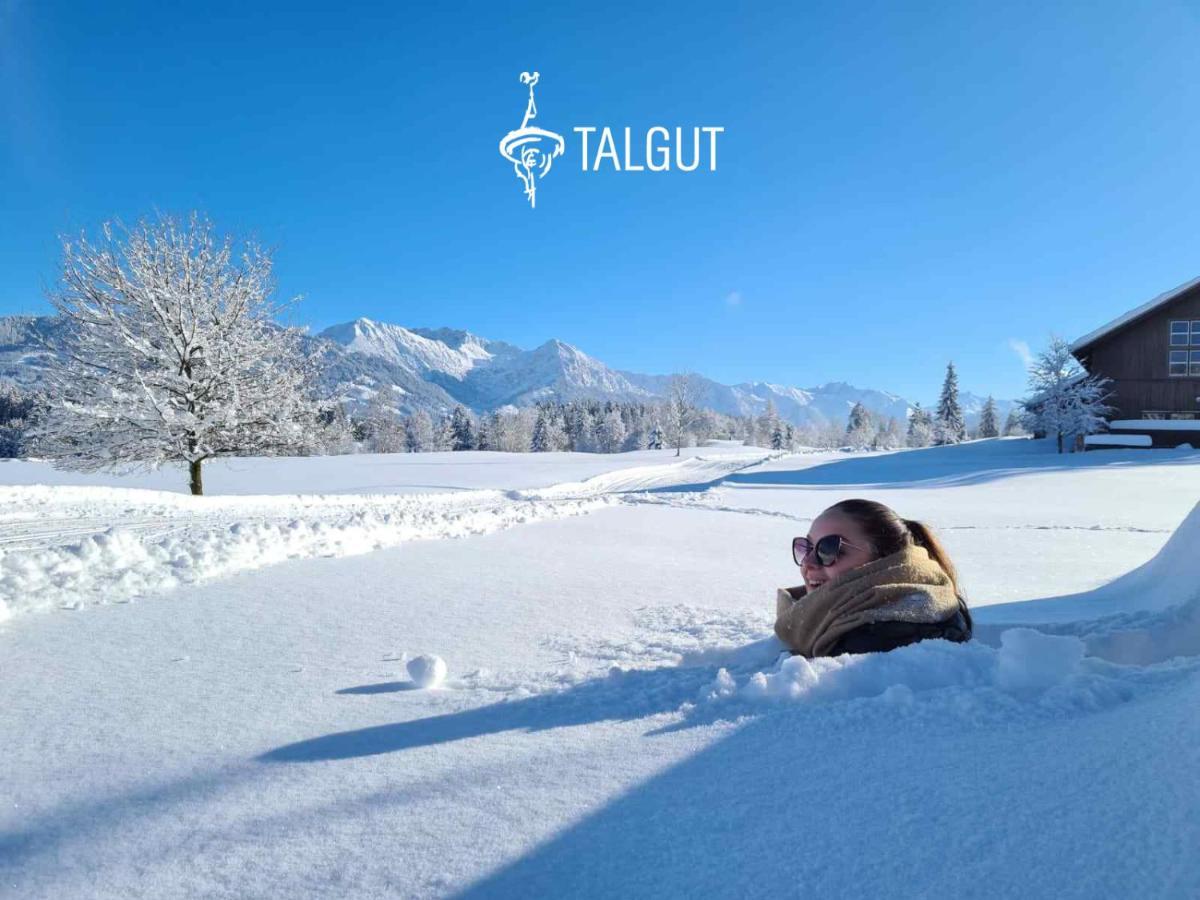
left=0, top=452, right=773, bottom=620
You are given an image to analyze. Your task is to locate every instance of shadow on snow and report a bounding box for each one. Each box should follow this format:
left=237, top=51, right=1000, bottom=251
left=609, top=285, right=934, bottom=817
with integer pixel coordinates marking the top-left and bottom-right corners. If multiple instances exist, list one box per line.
left=260, top=664, right=741, bottom=763
left=719, top=439, right=1200, bottom=491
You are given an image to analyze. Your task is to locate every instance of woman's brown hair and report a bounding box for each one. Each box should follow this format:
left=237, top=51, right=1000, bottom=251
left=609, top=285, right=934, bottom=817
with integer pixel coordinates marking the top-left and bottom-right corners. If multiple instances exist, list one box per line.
left=826, top=499, right=968, bottom=624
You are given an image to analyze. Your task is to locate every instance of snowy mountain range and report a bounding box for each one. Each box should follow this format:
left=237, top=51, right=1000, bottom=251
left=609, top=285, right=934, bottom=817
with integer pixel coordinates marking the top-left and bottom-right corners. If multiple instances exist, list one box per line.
left=0, top=314, right=1017, bottom=428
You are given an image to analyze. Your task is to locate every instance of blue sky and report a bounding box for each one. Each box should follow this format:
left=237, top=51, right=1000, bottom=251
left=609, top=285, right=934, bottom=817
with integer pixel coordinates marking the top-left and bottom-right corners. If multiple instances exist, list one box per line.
left=4, top=1, right=1200, bottom=403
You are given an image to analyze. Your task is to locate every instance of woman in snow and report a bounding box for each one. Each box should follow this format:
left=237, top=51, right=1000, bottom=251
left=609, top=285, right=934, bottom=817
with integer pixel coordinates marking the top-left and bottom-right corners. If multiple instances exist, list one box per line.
left=775, top=498, right=972, bottom=657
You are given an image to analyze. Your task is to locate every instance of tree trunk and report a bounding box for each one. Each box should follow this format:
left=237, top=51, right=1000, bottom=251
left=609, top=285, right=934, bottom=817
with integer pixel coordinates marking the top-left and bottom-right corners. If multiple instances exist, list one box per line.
left=1056, top=432, right=1064, bottom=455
left=189, top=458, right=204, bottom=496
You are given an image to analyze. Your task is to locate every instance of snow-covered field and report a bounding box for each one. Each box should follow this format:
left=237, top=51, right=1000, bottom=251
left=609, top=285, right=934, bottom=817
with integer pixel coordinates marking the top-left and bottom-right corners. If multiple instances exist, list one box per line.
left=3, top=439, right=1199, bottom=898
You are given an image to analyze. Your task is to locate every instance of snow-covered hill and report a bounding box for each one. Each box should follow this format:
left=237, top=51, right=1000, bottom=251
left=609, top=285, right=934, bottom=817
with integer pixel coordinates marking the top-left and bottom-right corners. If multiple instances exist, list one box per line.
left=3, top=441, right=1200, bottom=897
left=0, top=313, right=1017, bottom=427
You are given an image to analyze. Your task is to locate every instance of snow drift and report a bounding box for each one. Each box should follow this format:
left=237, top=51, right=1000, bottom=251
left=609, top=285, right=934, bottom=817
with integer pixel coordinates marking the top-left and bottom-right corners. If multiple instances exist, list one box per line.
left=980, top=499, right=1200, bottom=665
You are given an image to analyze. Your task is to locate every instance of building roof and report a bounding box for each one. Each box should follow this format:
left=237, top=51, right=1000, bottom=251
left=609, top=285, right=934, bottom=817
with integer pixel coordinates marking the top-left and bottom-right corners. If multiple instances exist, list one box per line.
left=1071, top=274, right=1200, bottom=353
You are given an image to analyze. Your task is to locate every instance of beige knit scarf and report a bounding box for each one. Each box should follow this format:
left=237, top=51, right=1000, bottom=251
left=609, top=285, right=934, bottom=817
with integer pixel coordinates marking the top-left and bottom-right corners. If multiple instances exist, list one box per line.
left=774, top=543, right=961, bottom=658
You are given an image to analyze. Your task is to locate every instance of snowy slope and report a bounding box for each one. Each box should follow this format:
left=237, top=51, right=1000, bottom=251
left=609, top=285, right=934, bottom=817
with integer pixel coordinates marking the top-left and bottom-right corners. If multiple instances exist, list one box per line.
left=318, top=319, right=522, bottom=380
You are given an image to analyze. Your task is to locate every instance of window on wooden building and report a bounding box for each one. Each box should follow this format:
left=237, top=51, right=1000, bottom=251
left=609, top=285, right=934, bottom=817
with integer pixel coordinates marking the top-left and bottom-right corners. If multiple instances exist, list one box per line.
left=1193, top=321, right=1200, bottom=344
left=1193, top=350, right=1200, bottom=376
left=1171, top=321, right=1189, bottom=346
left=1169, top=350, right=1188, bottom=376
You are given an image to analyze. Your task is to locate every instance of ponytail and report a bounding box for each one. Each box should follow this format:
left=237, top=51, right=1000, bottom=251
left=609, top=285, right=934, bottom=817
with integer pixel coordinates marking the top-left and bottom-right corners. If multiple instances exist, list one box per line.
left=825, top=499, right=971, bottom=630
left=903, top=519, right=959, bottom=592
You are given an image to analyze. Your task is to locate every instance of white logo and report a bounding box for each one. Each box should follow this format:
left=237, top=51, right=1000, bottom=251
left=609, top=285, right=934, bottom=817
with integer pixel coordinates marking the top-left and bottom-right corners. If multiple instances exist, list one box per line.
left=498, top=72, right=565, bottom=209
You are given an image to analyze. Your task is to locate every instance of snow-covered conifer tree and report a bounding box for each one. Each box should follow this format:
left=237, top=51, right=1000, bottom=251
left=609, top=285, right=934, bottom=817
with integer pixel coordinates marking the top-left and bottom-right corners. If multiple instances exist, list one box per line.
left=543, top=409, right=569, bottom=451
left=934, top=362, right=966, bottom=445
left=771, top=417, right=787, bottom=450
left=0, top=382, right=36, bottom=458
left=33, top=214, right=324, bottom=495
left=1003, top=409, right=1024, bottom=437
left=648, top=421, right=664, bottom=450
left=530, top=409, right=551, bottom=452
left=598, top=406, right=626, bottom=453
left=1022, top=337, right=1112, bottom=454
left=845, top=402, right=876, bottom=449
left=758, top=399, right=781, bottom=449
left=907, top=404, right=934, bottom=448
left=450, top=406, right=476, bottom=451
left=475, top=412, right=497, bottom=451
left=978, top=396, right=1000, bottom=439
left=316, top=402, right=355, bottom=455
left=564, top=403, right=588, bottom=452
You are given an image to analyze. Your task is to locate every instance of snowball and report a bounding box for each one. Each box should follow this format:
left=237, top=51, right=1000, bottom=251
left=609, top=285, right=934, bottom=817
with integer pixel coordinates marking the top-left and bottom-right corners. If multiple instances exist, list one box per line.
left=994, top=628, right=1085, bottom=697
left=406, top=654, right=448, bottom=689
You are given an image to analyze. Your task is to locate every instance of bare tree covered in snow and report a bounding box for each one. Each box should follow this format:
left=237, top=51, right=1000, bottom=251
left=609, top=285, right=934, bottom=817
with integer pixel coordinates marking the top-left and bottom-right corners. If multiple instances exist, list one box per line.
left=666, top=373, right=701, bottom=457
left=32, top=214, right=324, bottom=495
left=362, top=388, right=406, bottom=453
left=404, top=410, right=435, bottom=452
left=1021, top=336, right=1112, bottom=454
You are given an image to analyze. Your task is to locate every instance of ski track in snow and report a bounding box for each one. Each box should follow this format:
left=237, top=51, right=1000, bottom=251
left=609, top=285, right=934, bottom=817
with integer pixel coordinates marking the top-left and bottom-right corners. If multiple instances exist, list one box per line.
left=0, top=453, right=773, bottom=620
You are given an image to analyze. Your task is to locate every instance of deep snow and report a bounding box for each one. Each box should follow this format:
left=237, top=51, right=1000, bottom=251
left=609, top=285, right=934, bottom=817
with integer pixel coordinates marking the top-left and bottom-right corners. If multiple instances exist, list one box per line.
left=2, top=438, right=1199, bottom=899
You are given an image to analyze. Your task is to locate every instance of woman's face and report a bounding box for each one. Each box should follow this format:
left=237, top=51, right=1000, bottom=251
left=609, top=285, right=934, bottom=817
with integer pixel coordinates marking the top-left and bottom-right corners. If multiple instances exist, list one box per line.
left=800, top=510, right=877, bottom=592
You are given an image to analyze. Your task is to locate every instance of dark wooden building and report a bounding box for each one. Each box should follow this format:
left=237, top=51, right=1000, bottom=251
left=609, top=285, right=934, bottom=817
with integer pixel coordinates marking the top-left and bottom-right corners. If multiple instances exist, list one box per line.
left=1072, top=276, right=1200, bottom=447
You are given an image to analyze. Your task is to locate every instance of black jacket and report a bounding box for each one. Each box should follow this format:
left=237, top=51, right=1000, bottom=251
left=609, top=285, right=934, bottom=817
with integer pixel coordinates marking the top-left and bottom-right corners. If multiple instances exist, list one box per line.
left=822, top=600, right=973, bottom=657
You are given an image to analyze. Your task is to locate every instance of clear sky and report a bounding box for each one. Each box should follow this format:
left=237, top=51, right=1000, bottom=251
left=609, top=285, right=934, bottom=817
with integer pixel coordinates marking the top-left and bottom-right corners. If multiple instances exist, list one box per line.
left=4, top=0, right=1200, bottom=403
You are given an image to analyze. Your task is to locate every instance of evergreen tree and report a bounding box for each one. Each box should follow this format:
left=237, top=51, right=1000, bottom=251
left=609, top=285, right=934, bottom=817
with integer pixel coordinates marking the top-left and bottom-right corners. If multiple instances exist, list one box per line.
left=0, top=382, right=35, bottom=459
left=449, top=406, right=476, bottom=451
left=845, top=402, right=876, bottom=448
left=906, top=404, right=934, bottom=448
left=530, top=409, right=551, bottom=452
left=564, top=403, right=588, bottom=452
left=1003, top=409, right=1024, bottom=437
left=542, top=409, right=568, bottom=451
left=648, top=421, right=664, bottom=450
left=934, top=362, right=966, bottom=445
left=759, top=398, right=781, bottom=449
left=475, top=411, right=498, bottom=451
left=978, top=396, right=1000, bottom=438
left=598, top=407, right=627, bottom=453
left=770, top=417, right=786, bottom=450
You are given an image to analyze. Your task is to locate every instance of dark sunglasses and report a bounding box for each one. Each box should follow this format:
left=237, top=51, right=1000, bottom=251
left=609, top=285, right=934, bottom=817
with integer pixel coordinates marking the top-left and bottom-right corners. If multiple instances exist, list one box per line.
left=792, top=534, right=869, bottom=567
